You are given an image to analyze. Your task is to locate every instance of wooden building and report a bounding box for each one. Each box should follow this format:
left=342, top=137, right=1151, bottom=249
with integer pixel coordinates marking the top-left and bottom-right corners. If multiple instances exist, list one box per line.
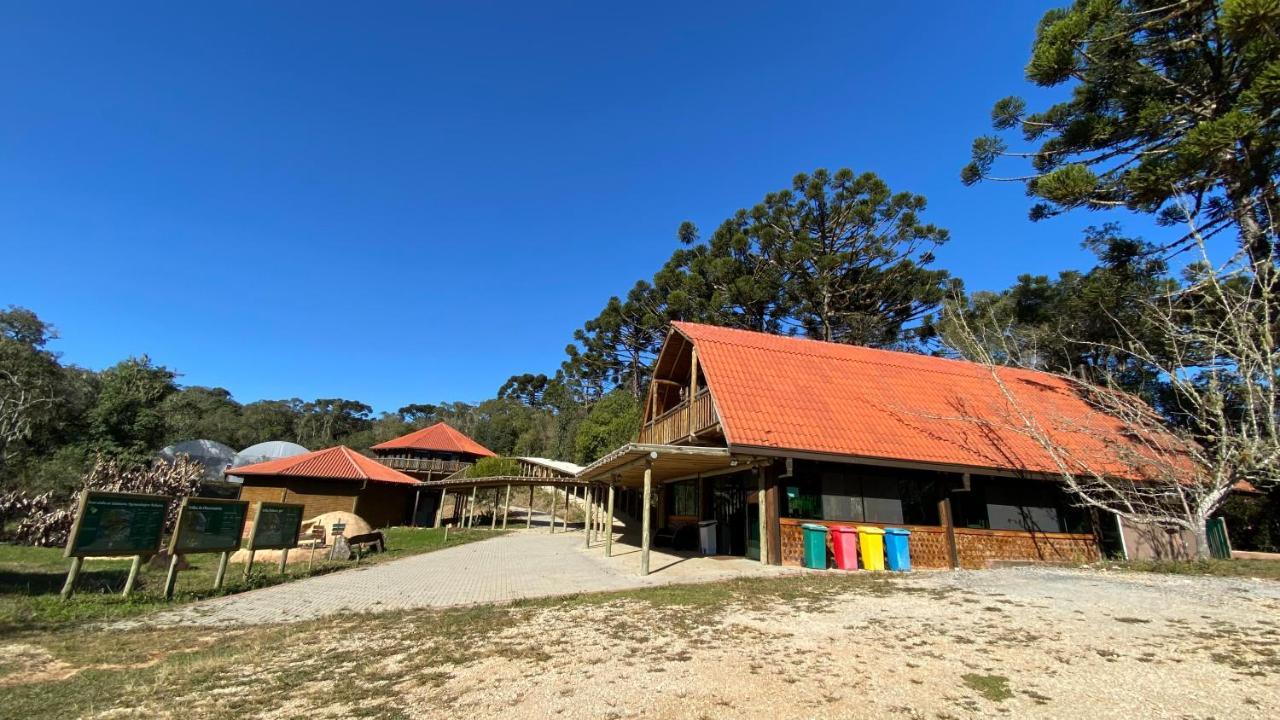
left=579, top=322, right=1189, bottom=574
left=228, top=445, right=423, bottom=529
left=370, top=422, right=496, bottom=481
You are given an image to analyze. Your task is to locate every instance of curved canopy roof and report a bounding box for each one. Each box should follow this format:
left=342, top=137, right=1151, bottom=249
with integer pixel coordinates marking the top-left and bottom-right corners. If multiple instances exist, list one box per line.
left=159, top=439, right=237, bottom=479
left=234, top=440, right=310, bottom=467
left=518, top=457, right=584, bottom=476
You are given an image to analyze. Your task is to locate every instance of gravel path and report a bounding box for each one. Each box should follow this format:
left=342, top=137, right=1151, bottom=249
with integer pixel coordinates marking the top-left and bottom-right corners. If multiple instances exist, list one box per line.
left=425, top=566, right=1280, bottom=720
left=128, top=530, right=793, bottom=627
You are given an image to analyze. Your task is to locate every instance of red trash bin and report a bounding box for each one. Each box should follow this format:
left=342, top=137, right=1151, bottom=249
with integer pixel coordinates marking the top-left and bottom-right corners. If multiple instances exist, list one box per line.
left=829, top=525, right=860, bottom=570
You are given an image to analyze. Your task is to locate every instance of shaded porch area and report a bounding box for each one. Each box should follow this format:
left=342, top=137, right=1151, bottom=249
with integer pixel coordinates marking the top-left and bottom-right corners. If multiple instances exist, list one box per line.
left=577, top=443, right=775, bottom=576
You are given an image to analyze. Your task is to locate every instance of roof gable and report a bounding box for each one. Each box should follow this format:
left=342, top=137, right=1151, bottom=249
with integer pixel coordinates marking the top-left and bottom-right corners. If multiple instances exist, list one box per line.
left=371, top=422, right=496, bottom=456
left=227, top=446, right=420, bottom=486
left=670, top=321, right=1166, bottom=478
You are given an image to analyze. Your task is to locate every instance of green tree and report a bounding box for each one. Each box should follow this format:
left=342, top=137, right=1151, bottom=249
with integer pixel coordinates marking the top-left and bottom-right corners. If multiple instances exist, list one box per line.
left=294, top=398, right=373, bottom=448
left=87, top=356, right=178, bottom=465
left=933, top=224, right=1171, bottom=394
left=0, top=307, right=62, bottom=476
left=658, top=218, right=789, bottom=333
left=963, top=0, right=1280, bottom=263
left=160, top=386, right=243, bottom=446
left=664, top=169, right=950, bottom=345
left=396, top=403, right=439, bottom=424
left=236, top=399, right=300, bottom=447
left=567, top=282, right=670, bottom=401
left=574, top=389, right=641, bottom=464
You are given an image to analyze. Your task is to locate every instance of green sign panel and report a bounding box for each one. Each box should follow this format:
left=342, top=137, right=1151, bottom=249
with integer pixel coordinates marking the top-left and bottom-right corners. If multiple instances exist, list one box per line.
left=65, top=491, right=169, bottom=558
left=170, top=498, right=250, bottom=554
left=249, top=502, right=304, bottom=550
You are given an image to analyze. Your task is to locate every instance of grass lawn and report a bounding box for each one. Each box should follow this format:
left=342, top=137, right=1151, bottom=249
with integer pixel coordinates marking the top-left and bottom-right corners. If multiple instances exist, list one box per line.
left=0, top=526, right=501, bottom=634
left=0, top=571, right=895, bottom=719
left=1101, top=557, right=1280, bottom=580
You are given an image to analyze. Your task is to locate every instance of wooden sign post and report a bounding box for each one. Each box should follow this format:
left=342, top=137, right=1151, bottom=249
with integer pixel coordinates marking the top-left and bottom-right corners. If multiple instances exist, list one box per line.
left=244, top=501, right=305, bottom=580
left=307, top=525, right=325, bottom=572
left=62, top=491, right=169, bottom=600
left=164, top=497, right=250, bottom=599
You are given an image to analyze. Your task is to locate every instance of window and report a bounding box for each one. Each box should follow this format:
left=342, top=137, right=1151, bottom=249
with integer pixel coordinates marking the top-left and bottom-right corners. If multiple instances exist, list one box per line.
left=783, top=480, right=821, bottom=519
left=967, top=476, right=1092, bottom=533
left=780, top=461, right=941, bottom=525
left=668, top=480, right=699, bottom=517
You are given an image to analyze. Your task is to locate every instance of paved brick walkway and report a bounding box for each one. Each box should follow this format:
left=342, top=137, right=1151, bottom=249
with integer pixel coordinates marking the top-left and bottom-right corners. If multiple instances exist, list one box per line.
left=131, top=530, right=792, bottom=627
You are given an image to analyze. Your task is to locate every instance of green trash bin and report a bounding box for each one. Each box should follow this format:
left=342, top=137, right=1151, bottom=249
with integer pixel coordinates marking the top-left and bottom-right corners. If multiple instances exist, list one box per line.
left=1207, top=517, right=1231, bottom=560
left=801, top=523, right=829, bottom=569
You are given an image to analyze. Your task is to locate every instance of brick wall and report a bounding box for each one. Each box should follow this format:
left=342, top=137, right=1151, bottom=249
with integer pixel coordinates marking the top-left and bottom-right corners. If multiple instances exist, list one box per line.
left=779, top=517, right=1098, bottom=568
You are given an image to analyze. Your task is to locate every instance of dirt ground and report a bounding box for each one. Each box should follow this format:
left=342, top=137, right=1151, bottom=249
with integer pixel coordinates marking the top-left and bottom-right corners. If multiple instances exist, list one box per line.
left=407, top=568, right=1280, bottom=720
left=3, top=566, right=1278, bottom=719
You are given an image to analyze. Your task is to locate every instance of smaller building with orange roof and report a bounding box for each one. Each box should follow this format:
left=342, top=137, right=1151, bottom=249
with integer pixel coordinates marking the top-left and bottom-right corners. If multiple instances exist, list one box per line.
left=370, top=422, right=496, bottom=483
left=228, top=445, right=423, bottom=529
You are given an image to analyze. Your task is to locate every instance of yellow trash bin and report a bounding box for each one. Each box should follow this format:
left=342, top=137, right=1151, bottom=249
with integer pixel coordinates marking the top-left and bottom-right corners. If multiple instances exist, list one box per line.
left=857, top=526, right=886, bottom=571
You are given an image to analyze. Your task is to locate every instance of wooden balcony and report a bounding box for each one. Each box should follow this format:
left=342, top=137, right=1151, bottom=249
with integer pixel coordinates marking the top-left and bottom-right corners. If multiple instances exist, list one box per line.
left=376, top=457, right=472, bottom=475
left=638, top=389, right=719, bottom=445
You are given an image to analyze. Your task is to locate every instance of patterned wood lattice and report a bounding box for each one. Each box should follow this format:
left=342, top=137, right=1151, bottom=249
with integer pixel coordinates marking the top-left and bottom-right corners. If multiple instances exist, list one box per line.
left=779, top=518, right=1099, bottom=569
left=779, top=519, right=952, bottom=568
left=953, top=528, right=1099, bottom=568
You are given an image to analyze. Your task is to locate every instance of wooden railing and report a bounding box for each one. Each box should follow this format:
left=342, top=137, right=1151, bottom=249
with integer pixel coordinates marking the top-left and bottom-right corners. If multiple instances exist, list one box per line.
left=638, top=389, right=718, bottom=444
left=376, top=457, right=472, bottom=475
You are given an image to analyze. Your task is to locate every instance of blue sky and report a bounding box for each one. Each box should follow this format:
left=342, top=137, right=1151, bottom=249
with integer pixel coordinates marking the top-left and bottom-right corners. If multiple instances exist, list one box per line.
left=2, top=2, right=1168, bottom=412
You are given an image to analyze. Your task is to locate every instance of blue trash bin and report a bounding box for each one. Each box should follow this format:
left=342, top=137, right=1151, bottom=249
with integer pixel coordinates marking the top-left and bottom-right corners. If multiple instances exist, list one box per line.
left=884, top=527, right=911, bottom=571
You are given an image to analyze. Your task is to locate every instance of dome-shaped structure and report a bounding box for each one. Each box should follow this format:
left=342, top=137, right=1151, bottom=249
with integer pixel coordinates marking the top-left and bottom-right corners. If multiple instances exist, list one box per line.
left=158, top=438, right=239, bottom=481
left=228, top=440, right=310, bottom=483
left=158, top=439, right=238, bottom=480
left=235, top=440, right=311, bottom=464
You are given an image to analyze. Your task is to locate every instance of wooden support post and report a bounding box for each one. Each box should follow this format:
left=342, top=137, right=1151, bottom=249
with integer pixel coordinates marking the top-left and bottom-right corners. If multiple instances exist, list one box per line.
left=561, top=488, right=570, bottom=532
left=490, top=488, right=499, bottom=530
left=757, top=468, right=767, bottom=564
left=243, top=549, right=256, bottom=580
left=411, top=488, right=421, bottom=528
left=468, top=485, right=478, bottom=528
left=307, top=540, right=317, bottom=573
left=435, top=486, right=450, bottom=527
left=939, top=496, right=960, bottom=569
left=527, top=485, right=534, bottom=529
left=687, top=347, right=699, bottom=437
left=163, top=553, right=181, bottom=600
left=605, top=481, right=615, bottom=558
left=502, top=484, right=511, bottom=529
left=549, top=485, right=559, bottom=533
left=213, top=551, right=229, bottom=591
left=122, top=555, right=143, bottom=597
left=279, top=548, right=290, bottom=573
left=584, top=486, right=594, bottom=547
left=60, top=556, right=83, bottom=600
left=641, top=462, right=653, bottom=576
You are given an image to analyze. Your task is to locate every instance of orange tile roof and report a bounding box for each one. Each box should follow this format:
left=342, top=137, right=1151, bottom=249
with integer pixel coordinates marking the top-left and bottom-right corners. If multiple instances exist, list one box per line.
left=226, top=445, right=420, bottom=486
left=371, top=422, right=496, bottom=456
left=672, top=322, right=1180, bottom=479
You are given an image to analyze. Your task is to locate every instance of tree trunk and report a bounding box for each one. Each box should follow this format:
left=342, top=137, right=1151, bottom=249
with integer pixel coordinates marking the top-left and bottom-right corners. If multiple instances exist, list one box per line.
left=1191, top=516, right=1212, bottom=561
